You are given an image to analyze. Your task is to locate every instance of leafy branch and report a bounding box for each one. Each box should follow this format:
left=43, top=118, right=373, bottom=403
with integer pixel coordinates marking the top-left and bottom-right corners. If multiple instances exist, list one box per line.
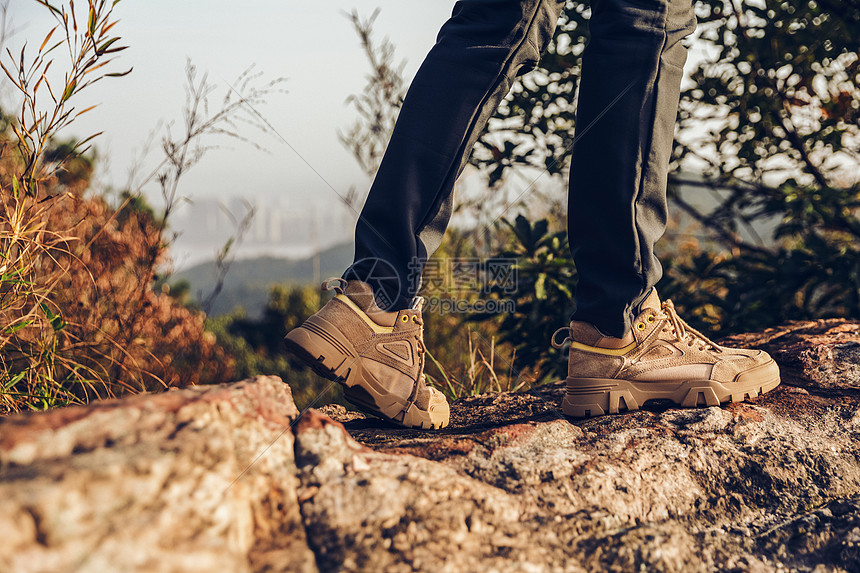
left=1, top=0, right=130, bottom=192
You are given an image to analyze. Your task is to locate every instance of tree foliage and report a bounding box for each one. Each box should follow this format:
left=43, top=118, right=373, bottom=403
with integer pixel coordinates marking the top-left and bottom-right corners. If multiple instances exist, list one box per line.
left=468, top=215, right=575, bottom=380
left=0, top=1, right=282, bottom=412
left=207, top=285, right=343, bottom=409
left=665, top=0, right=860, bottom=332
left=472, top=0, right=860, bottom=335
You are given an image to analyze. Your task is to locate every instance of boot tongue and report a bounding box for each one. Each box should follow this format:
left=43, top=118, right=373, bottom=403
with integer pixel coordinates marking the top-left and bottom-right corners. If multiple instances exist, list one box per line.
left=343, top=280, right=398, bottom=327
left=638, top=288, right=661, bottom=313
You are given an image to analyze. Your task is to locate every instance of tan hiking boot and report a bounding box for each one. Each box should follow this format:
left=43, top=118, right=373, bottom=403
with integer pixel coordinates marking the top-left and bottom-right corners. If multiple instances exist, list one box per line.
left=284, top=278, right=450, bottom=429
left=553, top=290, right=781, bottom=417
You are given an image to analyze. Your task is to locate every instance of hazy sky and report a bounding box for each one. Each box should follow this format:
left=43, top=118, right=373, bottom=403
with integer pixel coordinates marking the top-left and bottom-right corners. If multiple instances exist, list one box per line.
left=6, top=1, right=454, bottom=215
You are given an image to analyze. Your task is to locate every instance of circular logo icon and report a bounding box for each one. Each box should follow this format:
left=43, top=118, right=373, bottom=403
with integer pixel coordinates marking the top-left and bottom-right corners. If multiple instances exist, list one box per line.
left=343, top=257, right=402, bottom=311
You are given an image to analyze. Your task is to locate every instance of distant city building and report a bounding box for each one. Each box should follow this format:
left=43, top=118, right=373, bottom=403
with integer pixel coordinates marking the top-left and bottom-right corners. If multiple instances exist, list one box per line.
left=170, top=196, right=354, bottom=268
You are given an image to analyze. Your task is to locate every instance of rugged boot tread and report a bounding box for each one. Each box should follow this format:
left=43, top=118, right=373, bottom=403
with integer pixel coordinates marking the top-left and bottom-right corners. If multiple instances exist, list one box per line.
left=285, top=318, right=450, bottom=430
left=563, top=360, right=781, bottom=417
left=560, top=291, right=782, bottom=418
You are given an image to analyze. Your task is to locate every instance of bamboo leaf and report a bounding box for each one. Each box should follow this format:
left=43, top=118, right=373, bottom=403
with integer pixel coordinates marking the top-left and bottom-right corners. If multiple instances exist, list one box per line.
left=95, top=37, right=119, bottom=55
left=3, top=371, right=28, bottom=391
left=101, top=45, right=128, bottom=55
left=62, top=79, right=77, bottom=102
left=83, top=59, right=111, bottom=75
left=44, top=73, right=59, bottom=104
left=39, top=303, right=66, bottom=332
left=3, top=320, right=33, bottom=335
left=75, top=131, right=103, bottom=148
left=105, top=66, right=132, bottom=78
left=88, top=4, right=97, bottom=36
left=101, top=20, right=118, bottom=36
left=74, top=104, right=98, bottom=118
left=39, top=26, right=58, bottom=52
left=35, top=0, right=63, bottom=17
left=44, top=39, right=65, bottom=56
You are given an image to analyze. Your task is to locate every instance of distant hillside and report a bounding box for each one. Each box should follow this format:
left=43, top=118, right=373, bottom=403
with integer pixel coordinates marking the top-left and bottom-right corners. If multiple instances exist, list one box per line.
left=173, top=242, right=353, bottom=317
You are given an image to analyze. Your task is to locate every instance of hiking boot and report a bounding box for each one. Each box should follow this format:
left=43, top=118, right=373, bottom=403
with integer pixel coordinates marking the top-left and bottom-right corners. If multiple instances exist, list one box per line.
left=284, top=278, right=450, bottom=429
left=553, top=290, right=781, bottom=417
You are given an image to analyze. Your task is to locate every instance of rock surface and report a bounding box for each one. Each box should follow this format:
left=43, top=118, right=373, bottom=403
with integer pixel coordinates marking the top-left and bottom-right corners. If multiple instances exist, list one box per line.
left=0, top=376, right=316, bottom=573
left=2, top=320, right=860, bottom=572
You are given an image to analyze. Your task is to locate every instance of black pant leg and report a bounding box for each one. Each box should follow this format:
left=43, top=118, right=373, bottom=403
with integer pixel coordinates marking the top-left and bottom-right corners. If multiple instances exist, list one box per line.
left=345, top=0, right=565, bottom=310
left=569, top=0, right=696, bottom=337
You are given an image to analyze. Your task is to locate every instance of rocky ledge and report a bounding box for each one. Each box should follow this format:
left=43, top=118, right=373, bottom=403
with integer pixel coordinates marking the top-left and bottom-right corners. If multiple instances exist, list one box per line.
left=1, top=319, right=859, bottom=572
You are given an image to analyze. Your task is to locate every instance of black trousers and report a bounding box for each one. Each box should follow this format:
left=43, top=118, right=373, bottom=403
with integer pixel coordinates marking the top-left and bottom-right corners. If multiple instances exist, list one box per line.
left=344, top=0, right=697, bottom=338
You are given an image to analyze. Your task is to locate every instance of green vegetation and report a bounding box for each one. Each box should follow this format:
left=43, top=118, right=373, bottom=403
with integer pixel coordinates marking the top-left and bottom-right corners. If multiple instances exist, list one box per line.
left=471, top=0, right=860, bottom=337
left=2, top=0, right=857, bottom=412
left=206, top=284, right=343, bottom=409
left=464, top=215, right=576, bottom=381
left=0, top=0, right=281, bottom=413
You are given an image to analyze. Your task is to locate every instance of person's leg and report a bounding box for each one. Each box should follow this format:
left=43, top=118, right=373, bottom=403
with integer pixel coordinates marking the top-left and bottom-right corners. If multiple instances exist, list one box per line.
left=568, top=0, right=696, bottom=338
left=559, top=0, right=781, bottom=417
left=287, top=0, right=565, bottom=429
left=345, top=0, right=566, bottom=311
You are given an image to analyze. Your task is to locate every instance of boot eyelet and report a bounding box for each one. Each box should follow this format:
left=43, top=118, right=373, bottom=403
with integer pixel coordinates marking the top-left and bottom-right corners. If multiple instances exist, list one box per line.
left=647, top=315, right=655, bottom=323
left=411, top=315, right=418, bottom=323
left=636, top=323, right=646, bottom=331
left=401, top=315, right=409, bottom=323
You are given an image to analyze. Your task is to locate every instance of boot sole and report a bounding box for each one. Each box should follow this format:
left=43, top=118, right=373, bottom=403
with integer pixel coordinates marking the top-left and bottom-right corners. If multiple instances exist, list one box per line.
left=563, top=360, right=781, bottom=417
left=284, top=320, right=450, bottom=430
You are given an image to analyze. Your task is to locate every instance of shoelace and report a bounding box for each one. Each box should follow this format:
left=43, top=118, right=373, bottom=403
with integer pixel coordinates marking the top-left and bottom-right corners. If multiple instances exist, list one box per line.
left=550, top=299, right=721, bottom=354
left=551, top=325, right=571, bottom=349
left=410, top=296, right=426, bottom=319
left=660, top=300, right=720, bottom=353
left=321, top=277, right=347, bottom=294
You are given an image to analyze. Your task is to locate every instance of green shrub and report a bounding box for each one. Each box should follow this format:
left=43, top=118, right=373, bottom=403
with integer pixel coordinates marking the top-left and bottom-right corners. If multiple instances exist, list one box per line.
left=207, top=285, right=342, bottom=410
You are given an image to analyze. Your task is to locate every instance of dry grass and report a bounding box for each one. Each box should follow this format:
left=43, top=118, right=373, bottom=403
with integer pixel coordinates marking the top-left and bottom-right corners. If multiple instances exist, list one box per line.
left=0, top=1, right=284, bottom=413
left=426, top=328, right=534, bottom=400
